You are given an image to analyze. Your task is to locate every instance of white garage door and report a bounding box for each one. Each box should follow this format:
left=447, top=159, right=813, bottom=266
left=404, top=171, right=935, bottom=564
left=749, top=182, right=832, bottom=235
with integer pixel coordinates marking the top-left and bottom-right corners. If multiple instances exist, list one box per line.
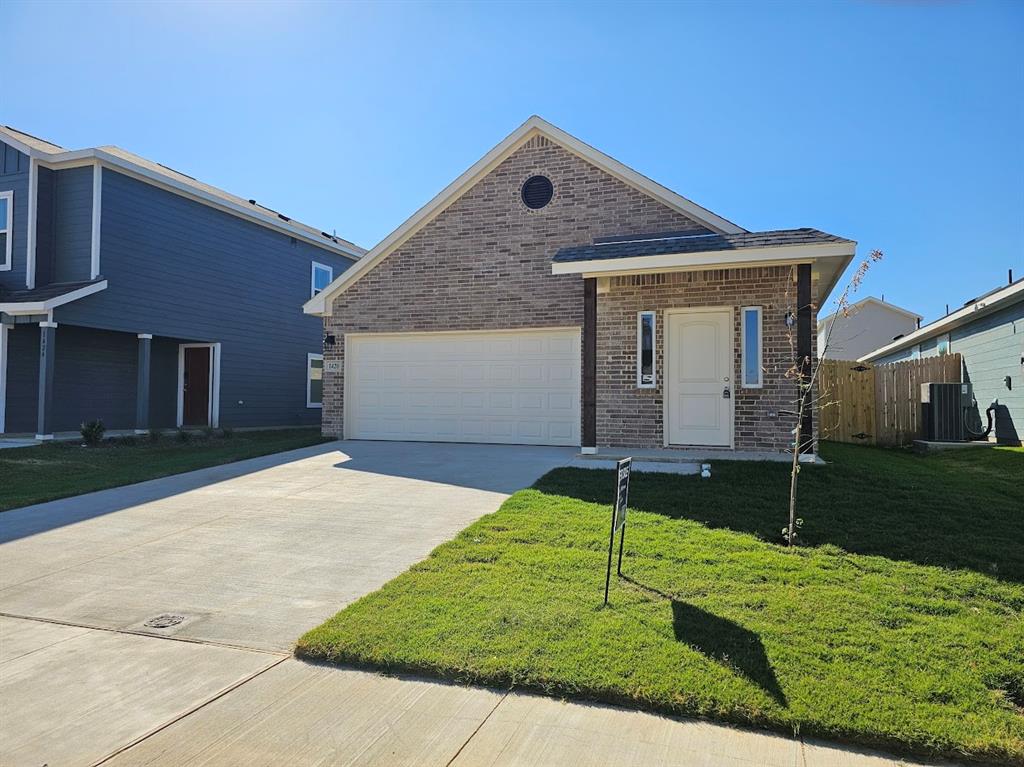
left=346, top=329, right=580, bottom=446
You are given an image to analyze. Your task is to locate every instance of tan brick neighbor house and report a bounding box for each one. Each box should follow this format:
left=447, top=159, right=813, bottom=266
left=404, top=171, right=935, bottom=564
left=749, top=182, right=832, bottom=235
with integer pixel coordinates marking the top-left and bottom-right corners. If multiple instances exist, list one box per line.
left=304, top=117, right=855, bottom=458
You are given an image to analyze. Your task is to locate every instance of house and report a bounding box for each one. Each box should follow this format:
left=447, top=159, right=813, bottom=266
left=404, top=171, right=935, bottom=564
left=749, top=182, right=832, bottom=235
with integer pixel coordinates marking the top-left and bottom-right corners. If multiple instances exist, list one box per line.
left=0, top=126, right=363, bottom=439
left=861, top=276, right=1023, bottom=445
left=817, top=296, right=920, bottom=360
left=304, top=117, right=856, bottom=457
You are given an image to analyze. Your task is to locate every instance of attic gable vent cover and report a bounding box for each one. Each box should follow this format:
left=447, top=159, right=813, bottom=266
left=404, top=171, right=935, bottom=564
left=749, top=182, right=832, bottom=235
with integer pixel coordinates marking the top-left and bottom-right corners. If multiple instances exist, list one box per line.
left=521, top=175, right=553, bottom=209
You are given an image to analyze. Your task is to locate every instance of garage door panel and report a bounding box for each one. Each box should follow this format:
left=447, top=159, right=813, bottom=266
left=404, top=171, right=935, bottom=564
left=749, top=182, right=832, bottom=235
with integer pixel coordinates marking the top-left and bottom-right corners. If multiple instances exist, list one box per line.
left=346, top=330, right=580, bottom=446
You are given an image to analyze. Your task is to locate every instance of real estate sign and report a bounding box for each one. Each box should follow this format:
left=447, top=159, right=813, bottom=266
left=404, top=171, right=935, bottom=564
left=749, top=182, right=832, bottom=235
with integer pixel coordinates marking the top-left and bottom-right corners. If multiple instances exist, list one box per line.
left=604, top=457, right=632, bottom=605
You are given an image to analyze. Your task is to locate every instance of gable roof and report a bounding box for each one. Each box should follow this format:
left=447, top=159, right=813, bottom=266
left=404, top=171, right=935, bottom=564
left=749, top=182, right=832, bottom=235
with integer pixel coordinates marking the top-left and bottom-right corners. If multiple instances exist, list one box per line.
left=304, top=115, right=745, bottom=315
left=817, top=296, right=922, bottom=328
left=0, top=126, right=365, bottom=260
left=859, top=278, right=1024, bottom=362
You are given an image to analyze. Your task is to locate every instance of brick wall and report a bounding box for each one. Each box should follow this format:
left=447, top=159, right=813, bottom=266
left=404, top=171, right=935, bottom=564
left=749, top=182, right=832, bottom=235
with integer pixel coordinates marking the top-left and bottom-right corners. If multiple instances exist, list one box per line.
left=322, top=135, right=708, bottom=436
left=597, top=267, right=819, bottom=451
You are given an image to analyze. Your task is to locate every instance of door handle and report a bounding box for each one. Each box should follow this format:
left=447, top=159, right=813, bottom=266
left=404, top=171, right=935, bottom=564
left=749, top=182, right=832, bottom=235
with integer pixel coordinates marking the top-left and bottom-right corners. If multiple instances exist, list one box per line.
left=722, top=387, right=731, bottom=399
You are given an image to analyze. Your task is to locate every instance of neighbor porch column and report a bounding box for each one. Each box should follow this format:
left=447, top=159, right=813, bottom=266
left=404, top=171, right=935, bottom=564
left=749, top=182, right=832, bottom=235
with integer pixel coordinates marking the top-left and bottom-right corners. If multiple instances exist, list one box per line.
left=582, top=277, right=597, bottom=453
left=797, top=264, right=813, bottom=454
left=135, top=333, right=152, bottom=434
left=36, top=320, right=57, bottom=440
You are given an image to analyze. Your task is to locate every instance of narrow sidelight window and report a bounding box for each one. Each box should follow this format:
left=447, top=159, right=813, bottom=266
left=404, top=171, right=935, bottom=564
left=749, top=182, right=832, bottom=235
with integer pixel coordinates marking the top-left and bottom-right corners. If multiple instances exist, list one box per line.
left=307, top=353, right=323, bottom=408
left=637, top=311, right=656, bottom=388
left=311, top=262, right=333, bottom=297
left=0, top=190, right=12, bottom=271
left=741, top=307, right=763, bottom=387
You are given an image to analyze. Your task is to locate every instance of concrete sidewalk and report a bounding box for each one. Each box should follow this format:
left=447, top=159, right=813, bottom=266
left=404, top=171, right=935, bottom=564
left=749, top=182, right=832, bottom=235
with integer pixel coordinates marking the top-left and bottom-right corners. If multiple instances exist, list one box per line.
left=0, top=441, right=955, bottom=766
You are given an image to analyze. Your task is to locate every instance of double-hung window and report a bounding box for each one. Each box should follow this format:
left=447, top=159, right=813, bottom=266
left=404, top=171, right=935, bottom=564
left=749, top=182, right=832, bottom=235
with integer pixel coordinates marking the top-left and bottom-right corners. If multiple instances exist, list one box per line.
left=0, top=190, right=12, bottom=271
left=311, top=262, right=333, bottom=297
left=307, top=353, right=323, bottom=408
left=741, top=306, right=763, bottom=388
left=637, top=311, right=656, bottom=388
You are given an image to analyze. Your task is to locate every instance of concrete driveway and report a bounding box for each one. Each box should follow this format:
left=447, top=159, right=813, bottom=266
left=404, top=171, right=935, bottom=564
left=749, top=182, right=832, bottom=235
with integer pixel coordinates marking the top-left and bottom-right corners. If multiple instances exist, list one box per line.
left=0, top=440, right=949, bottom=767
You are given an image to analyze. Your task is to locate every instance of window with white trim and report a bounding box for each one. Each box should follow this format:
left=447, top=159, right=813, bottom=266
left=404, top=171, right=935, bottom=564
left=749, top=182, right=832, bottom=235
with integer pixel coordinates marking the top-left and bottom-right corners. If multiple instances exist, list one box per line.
left=741, top=306, right=763, bottom=387
left=307, top=353, right=323, bottom=408
left=637, top=311, right=656, bottom=388
left=0, top=190, right=12, bottom=271
left=311, top=261, right=333, bottom=297
left=936, top=334, right=950, bottom=356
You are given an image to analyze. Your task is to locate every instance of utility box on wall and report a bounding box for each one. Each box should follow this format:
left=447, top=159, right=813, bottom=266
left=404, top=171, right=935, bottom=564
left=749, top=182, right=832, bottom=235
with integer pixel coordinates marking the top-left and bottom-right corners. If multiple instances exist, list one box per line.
left=921, top=382, right=971, bottom=442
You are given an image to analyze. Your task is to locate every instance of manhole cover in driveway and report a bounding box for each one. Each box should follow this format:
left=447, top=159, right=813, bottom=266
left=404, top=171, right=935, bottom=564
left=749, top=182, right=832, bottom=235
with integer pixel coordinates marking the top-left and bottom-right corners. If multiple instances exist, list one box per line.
left=144, top=614, right=186, bottom=629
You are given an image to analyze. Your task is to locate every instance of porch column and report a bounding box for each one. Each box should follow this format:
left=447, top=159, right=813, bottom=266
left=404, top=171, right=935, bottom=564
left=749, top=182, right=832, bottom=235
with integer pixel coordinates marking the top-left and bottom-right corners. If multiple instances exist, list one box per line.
left=0, top=322, right=10, bottom=434
left=135, top=333, right=152, bottom=433
left=797, top=264, right=814, bottom=453
left=36, top=320, right=57, bottom=440
left=581, top=277, right=597, bottom=453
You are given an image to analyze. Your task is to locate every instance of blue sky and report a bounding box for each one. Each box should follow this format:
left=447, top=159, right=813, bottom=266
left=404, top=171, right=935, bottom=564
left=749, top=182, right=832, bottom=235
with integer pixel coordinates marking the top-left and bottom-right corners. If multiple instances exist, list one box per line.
left=2, top=1, right=1021, bottom=321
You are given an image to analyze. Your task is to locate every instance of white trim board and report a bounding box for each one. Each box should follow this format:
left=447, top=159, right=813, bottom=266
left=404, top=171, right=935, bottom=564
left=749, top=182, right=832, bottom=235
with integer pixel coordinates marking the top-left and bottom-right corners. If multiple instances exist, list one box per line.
left=0, top=323, right=8, bottom=433
left=0, top=280, right=108, bottom=315
left=90, top=164, right=102, bottom=279
left=176, top=342, right=221, bottom=428
left=304, top=115, right=746, bottom=316
left=0, top=190, right=12, bottom=271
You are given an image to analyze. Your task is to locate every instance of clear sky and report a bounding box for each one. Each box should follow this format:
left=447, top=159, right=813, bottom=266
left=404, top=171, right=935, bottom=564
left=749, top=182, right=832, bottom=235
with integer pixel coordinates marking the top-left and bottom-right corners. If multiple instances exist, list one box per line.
left=2, top=1, right=1021, bottom=322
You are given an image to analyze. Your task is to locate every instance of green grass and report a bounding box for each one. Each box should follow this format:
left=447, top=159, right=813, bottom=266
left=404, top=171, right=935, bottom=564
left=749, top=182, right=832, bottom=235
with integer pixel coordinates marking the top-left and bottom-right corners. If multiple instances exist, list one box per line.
left=298, top=444, right=1024, bottom=764
left=0, top=428, right=328, bottom=511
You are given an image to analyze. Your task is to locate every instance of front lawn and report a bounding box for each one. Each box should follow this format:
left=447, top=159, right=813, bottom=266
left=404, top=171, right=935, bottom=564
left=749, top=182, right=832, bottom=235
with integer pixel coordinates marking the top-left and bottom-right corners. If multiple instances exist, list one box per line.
left=0, top=428, right=329, bottom=511
left=298, top=444, right=1024, bottom=764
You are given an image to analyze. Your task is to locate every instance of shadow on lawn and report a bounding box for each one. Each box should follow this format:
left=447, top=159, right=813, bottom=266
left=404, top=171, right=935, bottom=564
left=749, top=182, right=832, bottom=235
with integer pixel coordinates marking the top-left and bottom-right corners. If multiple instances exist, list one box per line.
left=623, top=576, right=787, bottom=707
left=537, top=444, right=1024, bottom=582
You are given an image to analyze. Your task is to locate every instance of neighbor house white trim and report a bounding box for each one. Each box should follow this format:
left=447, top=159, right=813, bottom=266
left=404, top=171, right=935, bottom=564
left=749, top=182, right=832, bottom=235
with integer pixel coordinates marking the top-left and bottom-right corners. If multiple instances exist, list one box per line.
left=636, top=311, right=656, bottom=389
left=740, top=306, right=763, bottom=388
left=310, top=261, right=333, bottom=298
left=860, top=280, right=1024, bottom=362
left=176, top=342, right=221, bottom=428
left=90, top=164, right=102, bottom=279
left=25, top=159, right=38, bottom=288
left=662, top=306, right=735, bottom=450
left=0, top=190, right=12, bottom=271
left=304, top=115, right=745, bottom=316
left=817, top=296, right=921, bottom=327
left=0, top=323, right=9, bottom=433
left=306, top=352, right=323, bottom=408
left=0, top=127, right=364, bottom=263
left=0, top=279, right=108, bottom=315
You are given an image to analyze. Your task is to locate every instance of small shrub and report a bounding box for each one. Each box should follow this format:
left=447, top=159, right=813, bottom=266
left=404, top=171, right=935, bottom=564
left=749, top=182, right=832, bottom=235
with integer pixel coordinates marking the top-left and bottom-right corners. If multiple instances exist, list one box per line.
left=176, top=428, right=191, bottom=443
left=220, top=427, right=234, bottom=439
left=202, top=426, right=217, bottom=439
left=147, top=429, right=162, bottom=443
left=80, top=419, right=106, bottom=446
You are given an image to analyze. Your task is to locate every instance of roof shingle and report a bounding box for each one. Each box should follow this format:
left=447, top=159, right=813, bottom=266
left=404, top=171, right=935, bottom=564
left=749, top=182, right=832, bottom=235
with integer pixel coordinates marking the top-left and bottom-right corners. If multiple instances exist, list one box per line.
left=553, top=228, right=852, bottom=263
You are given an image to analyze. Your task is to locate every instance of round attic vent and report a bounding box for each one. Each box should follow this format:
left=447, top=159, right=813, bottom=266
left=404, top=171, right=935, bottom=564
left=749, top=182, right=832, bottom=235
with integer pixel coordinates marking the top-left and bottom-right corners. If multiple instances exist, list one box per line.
left=521, top=175, right=554, bottom=209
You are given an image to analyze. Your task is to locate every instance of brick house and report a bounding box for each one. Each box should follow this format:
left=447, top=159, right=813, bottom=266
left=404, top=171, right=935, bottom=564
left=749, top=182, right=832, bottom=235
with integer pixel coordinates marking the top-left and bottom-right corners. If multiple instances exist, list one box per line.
left=304, top=117, right=855, bottom=457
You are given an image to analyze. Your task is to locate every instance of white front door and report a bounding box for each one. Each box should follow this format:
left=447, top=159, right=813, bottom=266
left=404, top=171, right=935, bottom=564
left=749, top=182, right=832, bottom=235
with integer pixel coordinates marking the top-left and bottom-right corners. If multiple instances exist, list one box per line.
left=666, top=309, right=733, bottom=446
left=345, top=329, right=580, bottom=446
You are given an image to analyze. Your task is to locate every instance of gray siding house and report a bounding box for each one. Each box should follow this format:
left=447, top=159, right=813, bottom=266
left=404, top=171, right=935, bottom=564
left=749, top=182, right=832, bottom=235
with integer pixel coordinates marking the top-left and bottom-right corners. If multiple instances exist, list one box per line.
left=861, top=277, right=1023, bottom=445
left=0, top=127, right=363, bottom=439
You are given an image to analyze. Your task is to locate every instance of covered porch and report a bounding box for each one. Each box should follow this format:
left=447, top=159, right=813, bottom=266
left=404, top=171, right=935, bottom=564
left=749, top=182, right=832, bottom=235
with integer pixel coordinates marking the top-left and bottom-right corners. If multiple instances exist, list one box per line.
left=552, top=228, right=856, bottom=456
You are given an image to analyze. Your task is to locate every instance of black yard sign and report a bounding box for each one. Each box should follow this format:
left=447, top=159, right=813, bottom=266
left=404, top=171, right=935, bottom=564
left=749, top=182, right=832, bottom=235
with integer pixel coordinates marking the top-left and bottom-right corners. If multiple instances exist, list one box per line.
left=604, top=457, right=632, bottom=605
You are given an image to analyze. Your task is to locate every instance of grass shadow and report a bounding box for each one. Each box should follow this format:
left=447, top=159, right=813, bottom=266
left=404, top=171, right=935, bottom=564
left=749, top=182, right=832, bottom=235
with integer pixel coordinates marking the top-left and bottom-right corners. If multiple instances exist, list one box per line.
left=536, top=443, right=1024, bottom=582
left=622, top=575, right=787, bottom=708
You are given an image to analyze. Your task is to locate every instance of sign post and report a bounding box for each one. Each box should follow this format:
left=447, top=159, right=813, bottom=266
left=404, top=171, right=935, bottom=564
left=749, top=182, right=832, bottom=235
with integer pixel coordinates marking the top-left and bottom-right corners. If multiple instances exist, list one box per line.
left=604, top=457, right=632, bottom=606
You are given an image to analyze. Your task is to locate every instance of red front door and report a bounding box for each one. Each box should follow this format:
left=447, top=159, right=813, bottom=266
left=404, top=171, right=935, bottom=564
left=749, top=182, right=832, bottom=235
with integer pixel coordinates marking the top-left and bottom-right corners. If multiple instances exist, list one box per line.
left=183, top=347, right=211, bottom=426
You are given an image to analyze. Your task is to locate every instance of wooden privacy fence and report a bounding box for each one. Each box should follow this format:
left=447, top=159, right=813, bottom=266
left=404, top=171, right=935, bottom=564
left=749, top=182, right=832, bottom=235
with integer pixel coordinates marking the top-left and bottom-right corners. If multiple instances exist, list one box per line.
left=818, top=354, right=962, bottom=446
